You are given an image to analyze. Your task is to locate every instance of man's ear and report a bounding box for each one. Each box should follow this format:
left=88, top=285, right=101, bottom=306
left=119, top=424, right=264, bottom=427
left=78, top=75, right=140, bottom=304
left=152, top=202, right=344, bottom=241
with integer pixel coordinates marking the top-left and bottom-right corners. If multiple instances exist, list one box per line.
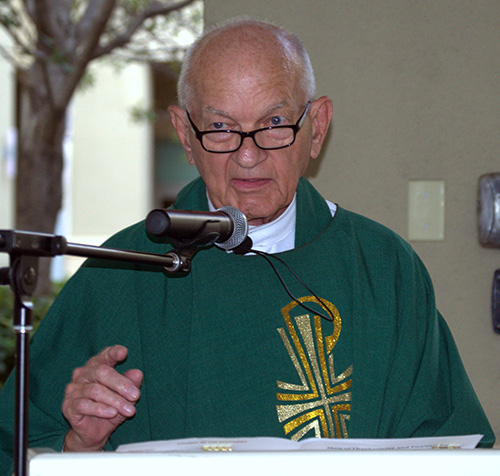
left=169, top=105, right=195, bottom=165
left=309, top=96, right=333, bottom=159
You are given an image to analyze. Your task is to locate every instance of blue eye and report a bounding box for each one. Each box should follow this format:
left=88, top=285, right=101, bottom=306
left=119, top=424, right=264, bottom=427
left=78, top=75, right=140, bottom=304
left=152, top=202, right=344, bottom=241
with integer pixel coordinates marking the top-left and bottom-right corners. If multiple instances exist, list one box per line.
left=270, top=116, right=286, bottom=126
left=212, top=122, right=226, bottom=130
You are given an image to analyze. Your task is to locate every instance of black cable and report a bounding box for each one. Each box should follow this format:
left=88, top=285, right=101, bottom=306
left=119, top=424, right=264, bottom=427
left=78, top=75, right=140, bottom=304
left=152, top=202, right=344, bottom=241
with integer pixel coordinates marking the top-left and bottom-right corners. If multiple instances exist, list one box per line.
left=250, top=248, right=335, bottom=323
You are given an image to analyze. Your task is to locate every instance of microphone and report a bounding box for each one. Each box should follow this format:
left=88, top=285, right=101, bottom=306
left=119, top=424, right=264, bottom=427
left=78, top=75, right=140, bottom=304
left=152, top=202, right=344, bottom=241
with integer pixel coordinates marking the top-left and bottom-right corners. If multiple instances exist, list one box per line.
left=146, top=206, right=248, bottom=251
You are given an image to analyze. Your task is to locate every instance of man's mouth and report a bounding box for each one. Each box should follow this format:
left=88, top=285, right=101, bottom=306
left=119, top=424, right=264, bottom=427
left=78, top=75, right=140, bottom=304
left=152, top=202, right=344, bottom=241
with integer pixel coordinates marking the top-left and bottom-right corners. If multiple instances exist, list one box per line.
left=232, top=178, right=271, bottom=190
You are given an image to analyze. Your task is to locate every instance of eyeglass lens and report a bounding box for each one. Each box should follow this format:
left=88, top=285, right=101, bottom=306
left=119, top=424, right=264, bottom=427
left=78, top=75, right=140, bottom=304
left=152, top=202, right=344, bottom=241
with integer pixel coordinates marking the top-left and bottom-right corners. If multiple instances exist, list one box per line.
left=202, top=127, right=295, bottom=153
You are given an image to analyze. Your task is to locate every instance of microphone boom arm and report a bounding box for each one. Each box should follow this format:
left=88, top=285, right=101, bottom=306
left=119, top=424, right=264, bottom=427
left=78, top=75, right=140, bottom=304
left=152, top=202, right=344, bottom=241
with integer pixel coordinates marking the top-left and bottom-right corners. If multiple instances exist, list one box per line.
left=0, top=228, right=199, bottom=476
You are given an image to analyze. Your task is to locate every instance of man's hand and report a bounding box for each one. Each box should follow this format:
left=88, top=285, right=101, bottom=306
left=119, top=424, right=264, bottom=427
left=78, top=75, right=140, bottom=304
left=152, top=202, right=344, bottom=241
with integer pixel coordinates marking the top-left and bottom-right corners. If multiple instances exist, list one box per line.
left=62, top=345, right=143, bottom=452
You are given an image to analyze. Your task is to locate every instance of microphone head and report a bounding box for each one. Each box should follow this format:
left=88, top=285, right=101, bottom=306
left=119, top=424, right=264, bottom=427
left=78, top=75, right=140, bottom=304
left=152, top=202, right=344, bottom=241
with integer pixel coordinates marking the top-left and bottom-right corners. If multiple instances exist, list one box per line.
left=146, top=209, right=170, bottom=236
left=215, top=206, right=248, bottom=250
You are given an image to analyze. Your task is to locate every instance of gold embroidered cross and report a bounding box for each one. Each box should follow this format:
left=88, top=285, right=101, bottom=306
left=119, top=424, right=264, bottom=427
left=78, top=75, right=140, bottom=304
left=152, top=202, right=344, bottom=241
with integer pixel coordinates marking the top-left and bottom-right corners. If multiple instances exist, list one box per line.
left=276, top=297, right=352, bottom=440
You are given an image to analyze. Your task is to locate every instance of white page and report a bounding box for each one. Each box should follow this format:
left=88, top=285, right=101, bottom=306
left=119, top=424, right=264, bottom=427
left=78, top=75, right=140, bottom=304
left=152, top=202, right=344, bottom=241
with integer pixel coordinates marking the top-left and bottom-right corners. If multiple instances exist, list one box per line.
left=116, top=434, right=483, bottom=453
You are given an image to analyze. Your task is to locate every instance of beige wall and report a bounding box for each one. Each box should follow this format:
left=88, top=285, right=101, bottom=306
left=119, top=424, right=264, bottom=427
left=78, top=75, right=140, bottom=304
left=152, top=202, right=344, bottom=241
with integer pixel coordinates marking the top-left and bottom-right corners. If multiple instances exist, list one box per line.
left=65, top=62, right=153, bottom=273
left=73, top=63, right=152, bottom=237
left=0, top=29, right=15, bottom=269
left=205, top=1, right=500, bottom=440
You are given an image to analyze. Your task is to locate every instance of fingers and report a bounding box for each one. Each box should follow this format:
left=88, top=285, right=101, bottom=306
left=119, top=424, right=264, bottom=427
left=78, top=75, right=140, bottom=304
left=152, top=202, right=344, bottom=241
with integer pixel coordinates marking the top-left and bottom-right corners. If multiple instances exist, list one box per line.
left=62, top=345, right=142, bottom=452
left=124, top=368, right=144, bottom=389
left=73, top=345, right=139, bottom=395
left=65, top=379, right=138, bottom=419
left=87, top=344, right=129, bottom=369
left=66, top=345, right=141, bottom=415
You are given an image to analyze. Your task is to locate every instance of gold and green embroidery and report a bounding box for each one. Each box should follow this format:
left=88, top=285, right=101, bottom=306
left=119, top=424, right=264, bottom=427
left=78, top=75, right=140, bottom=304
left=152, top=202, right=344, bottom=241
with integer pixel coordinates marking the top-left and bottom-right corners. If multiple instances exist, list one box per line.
left=276, top=297, right=352, bottom=440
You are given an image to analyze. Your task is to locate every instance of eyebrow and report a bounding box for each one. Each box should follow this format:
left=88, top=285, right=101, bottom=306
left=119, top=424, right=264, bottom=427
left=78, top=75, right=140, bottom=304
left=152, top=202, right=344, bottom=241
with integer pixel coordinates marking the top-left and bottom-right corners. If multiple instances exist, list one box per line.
left=203, top=101, right=293, bottom=120
left=204, top=106, right=231, bottom=117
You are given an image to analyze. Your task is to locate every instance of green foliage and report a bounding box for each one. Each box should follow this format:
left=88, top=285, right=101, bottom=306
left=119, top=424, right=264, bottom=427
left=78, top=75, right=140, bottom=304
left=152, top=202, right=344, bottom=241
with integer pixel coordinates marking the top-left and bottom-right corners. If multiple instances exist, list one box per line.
left=122, top=0, right=150, bottom=13
left=0, top=284, right=63, bottom=389
left=77, top=69, right=96, bottom=92
left=130, top=104, right=157, bottom=123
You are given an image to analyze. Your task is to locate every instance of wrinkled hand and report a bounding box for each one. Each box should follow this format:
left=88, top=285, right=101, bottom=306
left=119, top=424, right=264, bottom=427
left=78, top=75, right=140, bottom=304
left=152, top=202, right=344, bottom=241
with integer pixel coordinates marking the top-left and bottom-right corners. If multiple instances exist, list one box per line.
left=62, top=345, right=143, bottom=452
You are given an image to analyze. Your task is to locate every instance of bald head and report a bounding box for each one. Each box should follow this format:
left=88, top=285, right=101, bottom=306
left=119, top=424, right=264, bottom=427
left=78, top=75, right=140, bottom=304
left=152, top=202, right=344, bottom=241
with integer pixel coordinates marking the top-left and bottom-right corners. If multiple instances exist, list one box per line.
left=177, top=19, right=316, bottom=110
left=168, top=18, right=332, bottom=226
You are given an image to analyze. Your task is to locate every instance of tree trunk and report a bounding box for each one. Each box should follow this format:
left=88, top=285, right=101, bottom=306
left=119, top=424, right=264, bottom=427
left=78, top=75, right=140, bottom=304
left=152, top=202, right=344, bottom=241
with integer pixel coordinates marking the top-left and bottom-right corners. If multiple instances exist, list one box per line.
left=15, top=79, right=66, bottom=296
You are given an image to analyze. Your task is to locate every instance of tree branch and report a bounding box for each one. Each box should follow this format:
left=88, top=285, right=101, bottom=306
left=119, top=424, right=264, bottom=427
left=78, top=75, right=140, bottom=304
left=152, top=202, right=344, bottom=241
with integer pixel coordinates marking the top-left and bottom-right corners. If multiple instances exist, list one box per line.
left=34, top=0, right=75, bottom=54
left=1, top=1, right=36, bottom=60
left=21, top=0, right=37, bottom=25
left=91, top=0, right=196, bottom=60
left=50, top=0, right=117, bottom=111
left=0, top=22, right=30, bottom=57
left=75, top=0, right=117, bottom=47
left=0, top=43, right=17, bottom=65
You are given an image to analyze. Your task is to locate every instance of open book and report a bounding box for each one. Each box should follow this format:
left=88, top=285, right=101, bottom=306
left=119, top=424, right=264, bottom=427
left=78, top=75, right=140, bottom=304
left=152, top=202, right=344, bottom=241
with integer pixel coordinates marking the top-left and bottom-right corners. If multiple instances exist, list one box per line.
left=116, top=434, right=483, bottom=453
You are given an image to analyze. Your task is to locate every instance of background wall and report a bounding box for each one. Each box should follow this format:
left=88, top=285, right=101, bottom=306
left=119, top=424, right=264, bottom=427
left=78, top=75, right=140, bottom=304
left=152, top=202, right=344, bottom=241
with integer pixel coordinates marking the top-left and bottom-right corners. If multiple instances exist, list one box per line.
left=0, top=29, right=15, bottom=269
left=72, top=63, right=152, bottom=239
left=205, top=0, right=500, bottom=440
left=62, top=62, right=153, bottom=275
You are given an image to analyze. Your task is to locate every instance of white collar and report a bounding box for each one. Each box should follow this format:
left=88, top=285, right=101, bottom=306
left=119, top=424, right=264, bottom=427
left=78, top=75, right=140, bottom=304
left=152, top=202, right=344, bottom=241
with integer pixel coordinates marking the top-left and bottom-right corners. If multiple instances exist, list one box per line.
left=247, top=196, right=296, bottom=253
left=207, top=193, right=337, bottom=254
left=208, top=195, right=297, bottom=254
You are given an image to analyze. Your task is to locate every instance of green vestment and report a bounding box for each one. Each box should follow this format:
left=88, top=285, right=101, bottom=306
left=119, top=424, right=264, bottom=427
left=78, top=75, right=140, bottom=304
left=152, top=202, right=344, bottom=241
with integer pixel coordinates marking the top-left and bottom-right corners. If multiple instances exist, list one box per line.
left=0, top=178, right=494, bottom=474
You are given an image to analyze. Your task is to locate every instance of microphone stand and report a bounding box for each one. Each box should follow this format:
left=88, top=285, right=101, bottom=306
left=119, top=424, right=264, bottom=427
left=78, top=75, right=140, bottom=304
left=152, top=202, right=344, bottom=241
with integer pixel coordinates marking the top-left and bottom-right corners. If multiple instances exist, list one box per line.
left=0, top=229, right=206, bottom=476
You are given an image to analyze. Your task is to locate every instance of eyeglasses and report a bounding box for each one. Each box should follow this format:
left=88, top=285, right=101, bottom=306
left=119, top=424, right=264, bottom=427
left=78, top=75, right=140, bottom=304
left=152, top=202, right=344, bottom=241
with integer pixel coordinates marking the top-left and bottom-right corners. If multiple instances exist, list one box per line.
left=186, top=103, right=310, bottom=154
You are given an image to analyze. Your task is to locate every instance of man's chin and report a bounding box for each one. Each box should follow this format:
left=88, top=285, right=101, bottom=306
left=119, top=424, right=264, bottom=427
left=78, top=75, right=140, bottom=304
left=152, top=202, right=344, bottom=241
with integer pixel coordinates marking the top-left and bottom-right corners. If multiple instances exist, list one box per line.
left=243, top=206, right=287, bottom=226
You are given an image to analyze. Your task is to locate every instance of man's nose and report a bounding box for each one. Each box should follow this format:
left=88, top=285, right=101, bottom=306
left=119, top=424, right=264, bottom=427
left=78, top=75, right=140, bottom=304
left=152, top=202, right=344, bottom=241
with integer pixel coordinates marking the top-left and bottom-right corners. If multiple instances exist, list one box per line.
left=232, top=136, right=267, bottom=168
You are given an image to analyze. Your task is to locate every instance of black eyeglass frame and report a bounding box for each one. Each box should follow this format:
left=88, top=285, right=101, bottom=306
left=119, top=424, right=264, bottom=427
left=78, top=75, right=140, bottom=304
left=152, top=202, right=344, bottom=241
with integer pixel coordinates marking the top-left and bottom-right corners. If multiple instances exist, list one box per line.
left=186, top=102, right=311, bottom=154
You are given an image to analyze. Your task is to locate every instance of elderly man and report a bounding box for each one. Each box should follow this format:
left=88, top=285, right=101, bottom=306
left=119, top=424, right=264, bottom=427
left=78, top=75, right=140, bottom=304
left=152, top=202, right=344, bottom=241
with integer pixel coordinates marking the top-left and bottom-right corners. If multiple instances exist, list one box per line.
left=0, top=18, right=494, bottom=472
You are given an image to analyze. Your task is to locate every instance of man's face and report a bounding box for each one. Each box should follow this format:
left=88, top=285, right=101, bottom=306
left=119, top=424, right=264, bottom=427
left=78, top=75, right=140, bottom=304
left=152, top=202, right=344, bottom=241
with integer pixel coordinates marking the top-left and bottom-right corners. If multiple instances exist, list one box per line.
left=170, top=33, right=332, bottom=226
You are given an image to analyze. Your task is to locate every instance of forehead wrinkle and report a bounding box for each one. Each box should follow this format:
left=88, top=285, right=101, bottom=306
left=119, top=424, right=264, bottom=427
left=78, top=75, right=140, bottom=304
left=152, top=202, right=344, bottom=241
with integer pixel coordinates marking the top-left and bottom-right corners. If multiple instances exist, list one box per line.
left=204, top=105, right=231, bottom=117
left=194, top=38, right=301, bottom=96
left=204, top=100, right=295, bottom=120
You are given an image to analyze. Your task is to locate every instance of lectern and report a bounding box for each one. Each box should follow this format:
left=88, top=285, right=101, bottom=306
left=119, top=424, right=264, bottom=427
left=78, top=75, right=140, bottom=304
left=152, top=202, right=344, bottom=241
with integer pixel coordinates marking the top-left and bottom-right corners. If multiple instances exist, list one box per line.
left=28, top=449, right=500, bottom=476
